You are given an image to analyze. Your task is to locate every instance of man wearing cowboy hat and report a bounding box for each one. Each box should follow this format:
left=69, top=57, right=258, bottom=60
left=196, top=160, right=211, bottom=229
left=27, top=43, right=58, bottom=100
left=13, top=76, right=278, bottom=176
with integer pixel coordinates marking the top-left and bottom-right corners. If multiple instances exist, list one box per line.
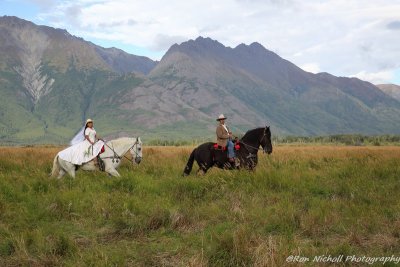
left=216, top=114, right=235, bottom=162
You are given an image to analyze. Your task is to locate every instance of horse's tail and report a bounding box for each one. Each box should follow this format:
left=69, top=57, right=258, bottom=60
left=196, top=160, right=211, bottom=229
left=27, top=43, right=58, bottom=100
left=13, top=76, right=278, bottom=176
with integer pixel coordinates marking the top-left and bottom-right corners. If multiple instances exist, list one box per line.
left=183, top=148, right=196, bottom=176
left=50, top=155, right=60, bottom=177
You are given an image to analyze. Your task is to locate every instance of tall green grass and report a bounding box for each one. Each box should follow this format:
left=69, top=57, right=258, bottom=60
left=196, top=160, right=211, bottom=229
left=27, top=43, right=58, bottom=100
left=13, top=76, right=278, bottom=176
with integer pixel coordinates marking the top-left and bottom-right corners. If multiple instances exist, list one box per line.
left=0, top=146, right=399, bottom=266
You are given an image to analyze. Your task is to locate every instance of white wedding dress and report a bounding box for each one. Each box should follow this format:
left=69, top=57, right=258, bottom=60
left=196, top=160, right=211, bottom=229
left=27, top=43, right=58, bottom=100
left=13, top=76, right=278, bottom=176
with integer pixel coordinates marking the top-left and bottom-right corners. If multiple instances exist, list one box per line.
left=58, top=127, right=105, bottom=165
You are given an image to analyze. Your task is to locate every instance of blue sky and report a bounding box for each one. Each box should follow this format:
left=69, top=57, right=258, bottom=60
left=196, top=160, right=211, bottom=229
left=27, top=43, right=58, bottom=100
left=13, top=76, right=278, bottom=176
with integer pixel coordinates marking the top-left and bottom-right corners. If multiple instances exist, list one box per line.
left=0, top=0, right=38, bottom=22
left=1, top=0, right=400, bottom=84
left=394, top=69, right=400, bottom=84
left=0, top=0, right=164, bottom=59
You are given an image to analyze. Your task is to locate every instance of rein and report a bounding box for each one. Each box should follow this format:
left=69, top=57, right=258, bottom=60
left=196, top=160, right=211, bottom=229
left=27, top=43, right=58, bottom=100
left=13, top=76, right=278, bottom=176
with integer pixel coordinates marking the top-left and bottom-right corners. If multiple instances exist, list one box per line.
left=240, top=129, right=268, bottom=152
left=240, top=141, right=263, bottom=151
left=101, top=139, right=140, bottom=163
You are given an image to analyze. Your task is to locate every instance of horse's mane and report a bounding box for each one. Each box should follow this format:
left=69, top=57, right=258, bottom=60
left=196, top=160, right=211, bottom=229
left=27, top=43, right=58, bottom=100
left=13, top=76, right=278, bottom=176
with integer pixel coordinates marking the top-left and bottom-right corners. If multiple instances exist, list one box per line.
left=107, top=137, right=138, bottom=146
left=240, top=127, right=265, bottom=142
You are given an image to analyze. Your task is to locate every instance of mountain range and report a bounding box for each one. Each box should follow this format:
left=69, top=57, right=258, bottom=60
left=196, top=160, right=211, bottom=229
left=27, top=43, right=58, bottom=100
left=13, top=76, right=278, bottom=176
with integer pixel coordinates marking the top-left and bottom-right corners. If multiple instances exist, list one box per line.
left=1, top=16, right=400, bottom=144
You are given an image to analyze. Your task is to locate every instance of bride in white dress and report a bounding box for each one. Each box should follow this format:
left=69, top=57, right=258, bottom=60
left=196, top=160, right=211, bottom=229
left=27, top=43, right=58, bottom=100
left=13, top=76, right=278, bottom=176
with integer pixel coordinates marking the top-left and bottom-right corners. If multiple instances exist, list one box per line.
left=58, top=119, right=105, bottom=165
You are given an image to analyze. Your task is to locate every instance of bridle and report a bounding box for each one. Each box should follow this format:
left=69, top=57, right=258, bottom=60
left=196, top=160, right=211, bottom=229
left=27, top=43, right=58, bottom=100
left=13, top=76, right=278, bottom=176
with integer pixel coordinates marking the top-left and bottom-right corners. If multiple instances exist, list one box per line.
left=102, top=138, right=141, bottom=164
left=129, top=138, right=142, bottom=160
left=259, top=128, right=269, bottom=153
left=240, top=128, right=269, bottom=153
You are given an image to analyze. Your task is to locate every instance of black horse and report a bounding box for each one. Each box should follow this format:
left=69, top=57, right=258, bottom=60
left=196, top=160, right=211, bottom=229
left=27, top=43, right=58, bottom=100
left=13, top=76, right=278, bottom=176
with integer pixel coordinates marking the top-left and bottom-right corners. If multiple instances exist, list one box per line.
left=183, top=126, right=273, bottom=176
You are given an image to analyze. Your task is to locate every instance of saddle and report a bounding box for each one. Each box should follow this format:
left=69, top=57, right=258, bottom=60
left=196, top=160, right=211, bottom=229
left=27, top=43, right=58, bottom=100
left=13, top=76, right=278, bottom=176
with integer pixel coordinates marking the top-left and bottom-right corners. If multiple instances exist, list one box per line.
left=213, top=144, right=227, bottom=151
left=212, top=141, right=241, bottom=168
left=213, top=141, right=240, bottom=151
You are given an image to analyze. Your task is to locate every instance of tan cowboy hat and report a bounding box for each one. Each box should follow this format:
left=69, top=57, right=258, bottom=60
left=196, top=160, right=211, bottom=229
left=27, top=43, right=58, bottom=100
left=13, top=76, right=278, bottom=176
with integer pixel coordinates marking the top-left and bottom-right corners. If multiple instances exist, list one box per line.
left=86, top=118, right=93, bottom=124
left=216, top=114, right=227, bottom=121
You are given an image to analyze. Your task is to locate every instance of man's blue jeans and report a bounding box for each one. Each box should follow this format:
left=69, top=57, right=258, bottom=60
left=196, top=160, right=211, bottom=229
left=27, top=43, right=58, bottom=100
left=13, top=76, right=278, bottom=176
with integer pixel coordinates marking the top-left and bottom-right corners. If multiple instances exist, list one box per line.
left=227, top=139, right=235, bottom=158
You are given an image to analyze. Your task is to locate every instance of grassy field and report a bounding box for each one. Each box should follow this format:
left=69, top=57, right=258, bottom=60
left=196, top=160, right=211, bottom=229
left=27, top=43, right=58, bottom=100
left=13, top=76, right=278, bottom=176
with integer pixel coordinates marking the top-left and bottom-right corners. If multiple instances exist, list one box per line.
left=0, top=145, right=400, bottom=266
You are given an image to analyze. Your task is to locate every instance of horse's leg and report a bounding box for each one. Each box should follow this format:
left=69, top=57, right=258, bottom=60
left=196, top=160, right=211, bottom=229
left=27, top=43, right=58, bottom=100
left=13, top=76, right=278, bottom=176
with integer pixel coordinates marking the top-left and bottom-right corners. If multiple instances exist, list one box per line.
left=102, top=160, right=120, bottom=177
left=80, top=160, right=97, bottom=171
left=106, top=167, right=120, bottom=177
left=55, top=157, right=65, bottom=179
left=63, top=162, right=76, bottom=178
left=58, top=158, right=74, bottom=178
left=67, top=166, right=76, bottom=178
left=57, top=169, right=66, bottom=179
left=196, top=162, right=210, bottom=176
left=186, top=143, right=215, bottom=177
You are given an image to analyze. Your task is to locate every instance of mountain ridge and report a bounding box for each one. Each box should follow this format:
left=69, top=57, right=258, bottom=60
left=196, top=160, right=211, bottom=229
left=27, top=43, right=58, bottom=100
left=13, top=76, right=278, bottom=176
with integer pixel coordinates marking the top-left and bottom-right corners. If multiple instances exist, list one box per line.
left=376, top=84, right=400, bottom=102
left=1, top=16, right=400, bottom=144
left=0, top=16, right=157, bottom=75
left=149, top=35, right=400, bottom=136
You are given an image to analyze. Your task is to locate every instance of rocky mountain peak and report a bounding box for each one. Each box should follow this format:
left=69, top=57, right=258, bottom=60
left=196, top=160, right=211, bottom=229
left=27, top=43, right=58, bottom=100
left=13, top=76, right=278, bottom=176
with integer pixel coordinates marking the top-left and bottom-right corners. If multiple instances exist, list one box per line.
left=0, top=15, right=34, bottom=28
left=0, top=16, right=157, bottom=104
left=164, top=36, right=229, bottom=58
left=234, top=42, right=267, bottom=53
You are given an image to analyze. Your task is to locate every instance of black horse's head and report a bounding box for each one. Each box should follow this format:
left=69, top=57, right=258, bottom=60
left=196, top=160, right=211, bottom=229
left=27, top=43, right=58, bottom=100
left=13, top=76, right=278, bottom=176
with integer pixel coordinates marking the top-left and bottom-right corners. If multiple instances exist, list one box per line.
left=240, top=126, right=273, bottom=154
left=261, top=126, right=273, bottom=154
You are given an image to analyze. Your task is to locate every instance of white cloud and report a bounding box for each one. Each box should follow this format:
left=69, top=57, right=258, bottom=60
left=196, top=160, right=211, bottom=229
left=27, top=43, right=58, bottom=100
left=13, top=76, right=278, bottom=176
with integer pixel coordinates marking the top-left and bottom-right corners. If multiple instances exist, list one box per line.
left=351, top=70, right=395, bottom=84
left=26, top=0, right=56, bottom=10
left=151, top=34, right=188, bottom=51
left=28, top=0, right=400, bottom=83
left=300, top=63, right=320, bottom=74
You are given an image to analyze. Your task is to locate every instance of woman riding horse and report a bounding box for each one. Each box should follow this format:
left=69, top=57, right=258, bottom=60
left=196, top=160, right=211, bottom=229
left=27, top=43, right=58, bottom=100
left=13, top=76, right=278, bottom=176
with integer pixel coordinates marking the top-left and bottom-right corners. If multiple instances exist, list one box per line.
left=58, top=119, right=105, bottom=168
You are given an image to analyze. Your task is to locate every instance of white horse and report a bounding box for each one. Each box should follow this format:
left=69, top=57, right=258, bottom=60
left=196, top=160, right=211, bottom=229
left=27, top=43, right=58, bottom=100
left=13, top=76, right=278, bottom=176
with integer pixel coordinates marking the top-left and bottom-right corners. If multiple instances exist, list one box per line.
left=51, top=137, right=142, bottom=178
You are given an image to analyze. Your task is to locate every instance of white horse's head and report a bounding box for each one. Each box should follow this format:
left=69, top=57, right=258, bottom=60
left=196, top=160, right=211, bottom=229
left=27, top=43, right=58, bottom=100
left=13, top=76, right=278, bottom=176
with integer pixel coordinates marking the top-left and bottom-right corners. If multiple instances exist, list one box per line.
left=130, top=137, right=142, bottom=164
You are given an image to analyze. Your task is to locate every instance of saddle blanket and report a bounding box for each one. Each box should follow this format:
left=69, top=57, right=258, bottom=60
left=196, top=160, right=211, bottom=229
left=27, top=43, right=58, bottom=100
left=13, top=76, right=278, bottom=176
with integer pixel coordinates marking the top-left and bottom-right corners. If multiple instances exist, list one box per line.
left=213, top=142, right=241, bottom=150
